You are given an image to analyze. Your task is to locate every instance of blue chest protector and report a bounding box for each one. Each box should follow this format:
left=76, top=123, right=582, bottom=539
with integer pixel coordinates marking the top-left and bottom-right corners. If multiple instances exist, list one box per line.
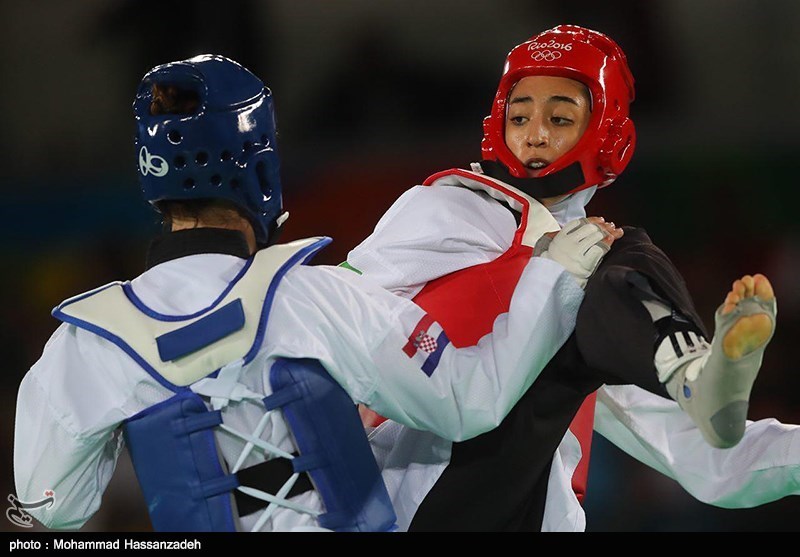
left=52, top=237, right=397, bottom=532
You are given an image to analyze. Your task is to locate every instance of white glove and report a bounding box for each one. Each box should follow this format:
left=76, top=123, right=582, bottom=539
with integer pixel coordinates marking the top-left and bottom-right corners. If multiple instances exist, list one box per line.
left=534, top=217, right=610, bottom=289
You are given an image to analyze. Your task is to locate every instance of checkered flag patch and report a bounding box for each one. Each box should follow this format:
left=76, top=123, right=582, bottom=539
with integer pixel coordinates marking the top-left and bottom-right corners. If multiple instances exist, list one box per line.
left=415, top=332, right=438, bottom=353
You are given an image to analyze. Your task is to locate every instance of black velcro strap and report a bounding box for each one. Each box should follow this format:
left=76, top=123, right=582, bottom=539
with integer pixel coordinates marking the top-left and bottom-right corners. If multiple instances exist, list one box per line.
left=234, top=456, right=314, bottom=517
left=654, top=312, right=705, bottom=357
left=626, top=270, right=706, bottom=348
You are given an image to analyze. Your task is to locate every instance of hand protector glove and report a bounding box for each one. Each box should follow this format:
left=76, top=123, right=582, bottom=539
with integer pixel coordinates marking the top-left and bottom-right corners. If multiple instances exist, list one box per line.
left=534, top=217, right=610, bottom=289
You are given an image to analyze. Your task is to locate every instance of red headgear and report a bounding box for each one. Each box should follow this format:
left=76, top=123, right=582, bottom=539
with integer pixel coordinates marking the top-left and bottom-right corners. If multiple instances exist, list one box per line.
left=481, top=25, right=636, bottom=197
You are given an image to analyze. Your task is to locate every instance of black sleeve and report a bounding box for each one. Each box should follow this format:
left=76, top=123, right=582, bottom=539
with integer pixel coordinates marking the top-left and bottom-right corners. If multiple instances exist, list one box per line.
left=575, top=226, right=708, bottom=396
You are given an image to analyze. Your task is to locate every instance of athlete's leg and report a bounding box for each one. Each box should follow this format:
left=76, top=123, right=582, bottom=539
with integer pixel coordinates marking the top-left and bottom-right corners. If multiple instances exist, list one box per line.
left=574, top=229, right=707, bottom=398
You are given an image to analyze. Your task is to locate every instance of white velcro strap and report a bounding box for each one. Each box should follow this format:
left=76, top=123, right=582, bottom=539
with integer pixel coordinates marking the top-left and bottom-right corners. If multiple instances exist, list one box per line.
left=655, top=331, right=711, bottom=383
left=190, top=359, right=262, bottom=410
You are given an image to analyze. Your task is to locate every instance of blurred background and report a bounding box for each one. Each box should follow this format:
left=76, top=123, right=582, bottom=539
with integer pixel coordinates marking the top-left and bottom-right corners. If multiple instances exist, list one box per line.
left=2, top=0, right=798, bottom=532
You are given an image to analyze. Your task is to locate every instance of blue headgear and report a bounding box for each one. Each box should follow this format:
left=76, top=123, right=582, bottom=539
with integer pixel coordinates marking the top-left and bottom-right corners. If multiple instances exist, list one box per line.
left=133, top=54, right=287, bottom=245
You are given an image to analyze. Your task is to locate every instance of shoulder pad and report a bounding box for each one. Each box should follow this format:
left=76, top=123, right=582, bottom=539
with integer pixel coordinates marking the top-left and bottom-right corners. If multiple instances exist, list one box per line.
left=53, top=237, right=330, bottom=388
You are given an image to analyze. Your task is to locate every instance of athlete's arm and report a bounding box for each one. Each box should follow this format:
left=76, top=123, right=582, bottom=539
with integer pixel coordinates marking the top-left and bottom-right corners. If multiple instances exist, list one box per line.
left=13, top=324, right=132, bottom=530
left=280, top=258, right=584, bottom=442
left=594, top=384, right=800, bottom=507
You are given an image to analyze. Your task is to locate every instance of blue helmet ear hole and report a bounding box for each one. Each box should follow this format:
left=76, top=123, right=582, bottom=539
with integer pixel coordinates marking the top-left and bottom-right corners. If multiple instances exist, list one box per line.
left=174, top=156, right=187, bottom=169
left=243, top=141, right=253, bottom=152
left=220, top=150, right=232, bottom=162
left=230, top=178, right=240, bottom=190
left=210, top=175, right=222, bottom=187
left=195, top=152, right=209, bottom=166
left=183, top=178, right=196, bottom=190
left=255, top=161, right=272, bottom=198
left=167, top=130, right=182, bottom=144
left=261, top=134, right=269, bottom=144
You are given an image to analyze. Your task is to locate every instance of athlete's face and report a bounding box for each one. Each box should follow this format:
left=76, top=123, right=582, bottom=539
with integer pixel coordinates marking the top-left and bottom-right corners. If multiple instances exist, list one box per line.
left=504, top=76, right=591, bottom=205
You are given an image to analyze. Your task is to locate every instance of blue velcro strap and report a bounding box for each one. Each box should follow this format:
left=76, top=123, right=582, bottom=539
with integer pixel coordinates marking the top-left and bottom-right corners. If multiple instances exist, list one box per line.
left=269, top=358, right=397, bottom=532
left=172, top=410, right=223, bottom=435
left=156, top=299, right=246, bottom=361
left=262, top=383, right=304, bottom=411
left=291, top=453, right=326, bottom=473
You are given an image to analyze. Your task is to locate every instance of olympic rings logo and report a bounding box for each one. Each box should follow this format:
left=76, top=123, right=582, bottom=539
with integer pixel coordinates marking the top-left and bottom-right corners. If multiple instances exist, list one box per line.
left=529, top=50, right=562, bottom=62
left=139, top=146, right=169, bottom=177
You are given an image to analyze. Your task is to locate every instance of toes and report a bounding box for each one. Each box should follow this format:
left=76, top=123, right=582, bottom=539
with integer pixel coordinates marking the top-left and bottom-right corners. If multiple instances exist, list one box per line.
left=723, top=274, right=775, bottom=316
left=722, top=292, right=740, bottom=315
left=732, top=279, right=746, bottom=299
left=725, top=291, right=740, bottom=305
left=753, top=273, right=775, bottom=302
left=740, top=275, right=755, bottom=297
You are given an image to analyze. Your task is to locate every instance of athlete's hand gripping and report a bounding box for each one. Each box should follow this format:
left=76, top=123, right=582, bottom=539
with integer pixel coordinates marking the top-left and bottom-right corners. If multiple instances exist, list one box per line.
left=534, top=217, right=622, bottom=288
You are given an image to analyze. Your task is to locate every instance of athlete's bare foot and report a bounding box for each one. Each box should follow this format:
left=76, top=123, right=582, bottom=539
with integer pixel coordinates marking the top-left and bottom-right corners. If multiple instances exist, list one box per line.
left=721, top=274, right=776, bottom=360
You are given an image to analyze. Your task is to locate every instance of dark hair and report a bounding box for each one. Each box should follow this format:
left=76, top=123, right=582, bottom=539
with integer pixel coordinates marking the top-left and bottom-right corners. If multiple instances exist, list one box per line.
left=150, top=83, right=200, bottom=116
left=154, top=198, right=251, bottom=232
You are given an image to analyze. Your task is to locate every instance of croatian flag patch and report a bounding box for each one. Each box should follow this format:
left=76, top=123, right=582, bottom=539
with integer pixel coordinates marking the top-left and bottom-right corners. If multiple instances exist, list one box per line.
left=403, top=314, right=450, bottom=376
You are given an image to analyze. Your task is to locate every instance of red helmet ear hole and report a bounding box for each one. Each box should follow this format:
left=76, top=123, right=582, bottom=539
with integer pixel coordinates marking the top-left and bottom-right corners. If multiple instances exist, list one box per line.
left=617, top=136, right=633, bottom=161
left=605, top=117, right=635, bottom=175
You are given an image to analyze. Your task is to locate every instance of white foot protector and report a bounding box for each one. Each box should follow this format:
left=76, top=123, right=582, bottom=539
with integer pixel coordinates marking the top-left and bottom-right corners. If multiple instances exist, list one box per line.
left=659, top=295, right=777, bottom=448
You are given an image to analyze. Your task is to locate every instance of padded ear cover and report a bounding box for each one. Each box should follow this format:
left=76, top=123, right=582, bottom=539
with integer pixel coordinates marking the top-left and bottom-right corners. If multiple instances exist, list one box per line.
left=601, top=116, right=636, bottom=178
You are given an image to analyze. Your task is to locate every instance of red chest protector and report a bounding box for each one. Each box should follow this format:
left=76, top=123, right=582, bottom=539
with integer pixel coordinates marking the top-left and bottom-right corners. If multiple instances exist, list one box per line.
left=364, top=168, right=596, bottom=503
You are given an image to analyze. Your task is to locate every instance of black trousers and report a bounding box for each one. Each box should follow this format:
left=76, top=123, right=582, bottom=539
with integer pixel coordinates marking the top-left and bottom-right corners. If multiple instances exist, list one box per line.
left=409, top=227, right=708, bottom=531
